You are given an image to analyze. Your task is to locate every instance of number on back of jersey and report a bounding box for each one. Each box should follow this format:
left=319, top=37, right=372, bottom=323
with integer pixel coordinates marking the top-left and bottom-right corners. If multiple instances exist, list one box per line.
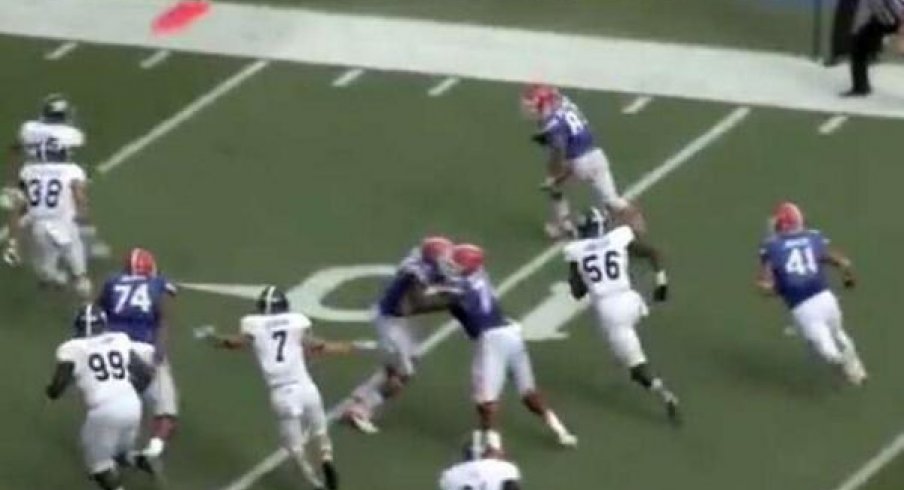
left=580, top=251, right=621, bottom=283
left=112, top=283, right=153, bottom=313
left=88, top=351, right=126, bottom=381
left=784, top=246, right=818, bottom=276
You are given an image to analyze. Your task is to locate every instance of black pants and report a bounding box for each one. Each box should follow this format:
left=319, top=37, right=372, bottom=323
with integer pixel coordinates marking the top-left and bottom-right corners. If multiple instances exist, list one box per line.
left=830, top=0, right=860, bottom=61
left=850, top=19, right=899, bottom=92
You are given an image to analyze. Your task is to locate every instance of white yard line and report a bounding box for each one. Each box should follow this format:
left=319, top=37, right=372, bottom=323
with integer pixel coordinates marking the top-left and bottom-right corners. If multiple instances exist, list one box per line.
left=139, top=49, right=171, bottom=69
left=44, top=41, right=78, bottom=60
left=96, top=60, right=268, bottom=175
left=331, top=68, right=365, bottom=87
left=428, top=76, right=460, bottom=97
left=819, top=115, right=849, bottom=135
left=622, top=95, right=654, bottom=115
left=831, top=432, right=904, bottom=490
left=217, top=106, right=751, bottom=490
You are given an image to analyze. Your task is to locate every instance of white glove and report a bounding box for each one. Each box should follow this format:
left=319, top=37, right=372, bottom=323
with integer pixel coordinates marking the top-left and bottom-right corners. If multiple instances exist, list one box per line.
left=0, top=187, right=24, bottom=211
left=3, top=239, right=21, bottom=267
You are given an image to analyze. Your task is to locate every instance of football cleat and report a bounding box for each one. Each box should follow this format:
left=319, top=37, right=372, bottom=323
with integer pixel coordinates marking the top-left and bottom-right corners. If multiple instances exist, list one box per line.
left=125, top=248, right=158, bottom=277
left=343, top=404, right=379, bottom=434
left=772, top=201, right=805, bottom=234
left=663, top=392, right=682, bottom=427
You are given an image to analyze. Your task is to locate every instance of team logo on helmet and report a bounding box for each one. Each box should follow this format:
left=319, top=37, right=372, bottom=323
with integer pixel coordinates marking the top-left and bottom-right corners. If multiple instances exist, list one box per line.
left=74, top=304, right=107, bottom=338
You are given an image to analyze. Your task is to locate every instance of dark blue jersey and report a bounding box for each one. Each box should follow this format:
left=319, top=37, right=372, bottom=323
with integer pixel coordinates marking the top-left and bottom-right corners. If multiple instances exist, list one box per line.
left=760, top=229, right=830, bottom=308
left=377, top=248, right=444, bottom=317
left=448, top=271, right=510, bottom=340
left=99, top=273, right=176, bottom=344
left=537, top=98, right=596, bottom=160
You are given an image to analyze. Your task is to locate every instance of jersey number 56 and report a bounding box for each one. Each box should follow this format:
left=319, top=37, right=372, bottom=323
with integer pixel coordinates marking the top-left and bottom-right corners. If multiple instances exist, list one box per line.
left=582, top=251, right=620, bottom=282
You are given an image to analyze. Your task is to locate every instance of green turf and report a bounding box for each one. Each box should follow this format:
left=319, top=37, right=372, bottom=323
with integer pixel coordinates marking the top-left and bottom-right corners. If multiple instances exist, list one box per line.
left=2, top=32, right=904, bottom=490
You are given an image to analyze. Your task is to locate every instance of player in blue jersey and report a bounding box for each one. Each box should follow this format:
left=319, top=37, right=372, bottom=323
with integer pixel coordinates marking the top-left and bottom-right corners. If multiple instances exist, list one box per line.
left=439, top=243, right=577, bottom=450
left=344, top=236, right=457, bottom=433
left=757, top=202, right=867, bottom=385
left=522, top=84, right=646, bottom=239
left=97, top=247, right=179, bottom=468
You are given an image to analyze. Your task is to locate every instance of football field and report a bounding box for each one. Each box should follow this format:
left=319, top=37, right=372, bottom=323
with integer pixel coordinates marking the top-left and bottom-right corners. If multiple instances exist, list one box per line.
left=2, top=3, right=904, bottom=490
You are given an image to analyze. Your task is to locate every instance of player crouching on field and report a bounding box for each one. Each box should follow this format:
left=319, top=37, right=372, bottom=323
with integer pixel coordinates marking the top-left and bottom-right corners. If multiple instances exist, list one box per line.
left=522, top=84, right=647, bottom=240
left=440, top=243, right=578, bottom=449
left=757, top=202, right=867, bottom=385
left=344, top=236, right=456, bottom=434
left=205, top=286, right=365, bottom=490
left=439, top=432, right=522, bottom=490
left=564, top=208, right=681, bottom=425
left=46, top=305, right=156, bottom=490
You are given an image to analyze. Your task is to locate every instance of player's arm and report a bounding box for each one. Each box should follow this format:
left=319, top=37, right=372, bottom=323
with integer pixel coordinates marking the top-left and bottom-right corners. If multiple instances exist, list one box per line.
left=823, top=246, right=856, bottom=288
left=153, top=291, right=176, bottom=364
left=402, top=281, right=460, bottom=315
left=71, top=179, right=89, bottom=222
left=628, top=238, right=669, bottom=301
left=302, top=334, right=354, bottom=357
left=567, top=261, right=588, bottom=299
left=209, top=332, right=252, bottom=350
left=128, top=350, right=155, bottom=394
left=755, top=260, right=775, bottom=295
left=540, top=133, right=572, bottom=191
left=45, top=362, right=75, bottom=400
left=2, top=179, right=27, bottom=266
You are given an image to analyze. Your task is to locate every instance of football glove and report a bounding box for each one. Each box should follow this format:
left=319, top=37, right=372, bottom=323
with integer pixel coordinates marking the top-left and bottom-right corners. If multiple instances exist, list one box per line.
left=653, top=270, right=668, bottom=302
left=530, top=132, right=548, bottom=146
left=842, top=273, right=856, bottom=289
left=2, top=239, right=21, bottom=267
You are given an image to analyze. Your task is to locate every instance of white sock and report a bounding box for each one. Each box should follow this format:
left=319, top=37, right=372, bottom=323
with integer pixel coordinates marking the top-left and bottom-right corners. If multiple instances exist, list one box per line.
left=483, top=429, right=502, bottom=451
left=543, top=410, right=569, bottom=436
left=289, top=448, right=323, bottom=488
left=143, top=437, right=165, bottom=458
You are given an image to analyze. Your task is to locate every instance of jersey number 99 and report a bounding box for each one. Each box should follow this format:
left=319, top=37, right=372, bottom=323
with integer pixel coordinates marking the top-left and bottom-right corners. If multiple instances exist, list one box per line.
left=88, top=351, right=126, bottom=381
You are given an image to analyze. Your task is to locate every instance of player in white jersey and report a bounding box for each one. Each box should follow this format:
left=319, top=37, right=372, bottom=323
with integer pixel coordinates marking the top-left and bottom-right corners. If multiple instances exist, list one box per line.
left=563, top=208, right=681, bottom=425
left=4, top=137, right=93, bottom=299
left=438, top=433, right=521, bottom=490
left=46, top=305, right=155, bottom=490
left=205, top=286, right=361, bottom=490
left=3, top=94, right=110, bottom=258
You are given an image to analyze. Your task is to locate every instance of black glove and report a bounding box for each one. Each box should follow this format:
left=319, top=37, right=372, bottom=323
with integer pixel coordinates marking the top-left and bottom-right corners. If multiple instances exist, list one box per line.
left=530, top=132, right=548, bottom=146
left=653, top=271, right=669, bottom=302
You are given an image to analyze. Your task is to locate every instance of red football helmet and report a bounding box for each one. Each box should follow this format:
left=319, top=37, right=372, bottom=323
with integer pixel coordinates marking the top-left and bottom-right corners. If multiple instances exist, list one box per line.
left=125, top=248, right=158, bottom=277
left=521, top=83, right=561, bottom=118
left=773, top=201, right=805, bottom=234
left=445, top=243, right=485, bottom=277
left=420, top=236, right=453, bottom=263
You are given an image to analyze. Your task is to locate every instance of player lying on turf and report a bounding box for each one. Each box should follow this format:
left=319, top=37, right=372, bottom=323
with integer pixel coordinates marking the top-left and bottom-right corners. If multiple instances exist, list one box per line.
left=439, top=243, right=578, bottom=449
left=522, top=84, right=646, bottom=239
left=98, top=248, right=179, bottom=470
left=204, top=286, right=359, bottom=490
left=439, top=432, right=522, bottom=490
left=3, top=94, right=110, bottom=259
left=344, top=236, right=455, bottom=433
left=564, top=207, right=681, bottom=425
left=757, top=201, right=867, bottom=385
left=46, top=305, right=156, bottom=490
left=3, top=137, right=93, bottom=300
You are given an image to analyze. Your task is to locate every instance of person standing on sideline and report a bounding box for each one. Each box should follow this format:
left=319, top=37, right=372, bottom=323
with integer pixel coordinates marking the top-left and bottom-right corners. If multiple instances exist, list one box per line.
left=827, top=0, right=860, bottom=65
left=846, top=0, right=904, bottom=95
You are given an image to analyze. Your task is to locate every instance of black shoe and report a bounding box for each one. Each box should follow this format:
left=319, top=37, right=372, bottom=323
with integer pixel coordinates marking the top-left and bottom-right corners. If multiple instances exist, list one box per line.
left=664, top=395, right=682, bottom=427
left=135, top=454, right=164, bottom=479
left=322, top=461, right=339, bottom=490
left=841, top=88, right=871, bottom=97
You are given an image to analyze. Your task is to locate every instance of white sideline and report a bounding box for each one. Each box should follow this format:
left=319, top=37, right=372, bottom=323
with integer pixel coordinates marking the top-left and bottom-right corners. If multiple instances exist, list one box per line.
left=217, top=106, right=751, bottom=490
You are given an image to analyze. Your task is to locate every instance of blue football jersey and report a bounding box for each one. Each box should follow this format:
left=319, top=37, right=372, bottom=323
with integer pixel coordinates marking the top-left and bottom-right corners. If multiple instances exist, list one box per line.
left=759, top=230, right=830, bottom=308
left=377, top=248, right=444, bottom=317
left=99, top=273, right=176, bottom=344
left=448, top=271, right=509, bottom=340
left=537, top=98, right=596, bottom=160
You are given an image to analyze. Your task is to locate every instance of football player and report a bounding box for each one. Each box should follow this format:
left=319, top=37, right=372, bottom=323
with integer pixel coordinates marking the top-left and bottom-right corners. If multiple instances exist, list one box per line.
left=440, top=243, right=577, bottom=449
left=3, top=94, right=110, bottom=259
left=46, top=305, right=155, bottom=490
left=3, top=137, right=93, bottom=300
left=564, top=207, right=681, bottom=424
left=757, top=202, right=867, bottom=385
left=97, top=248, right=179, bottom=466
left=438, top=432, right=521, bottom=490
left=522, top=84, right=646, bottom=239
left=343, top=236, right=455, bottom=433
left=206, top=286, right=354, bottom=490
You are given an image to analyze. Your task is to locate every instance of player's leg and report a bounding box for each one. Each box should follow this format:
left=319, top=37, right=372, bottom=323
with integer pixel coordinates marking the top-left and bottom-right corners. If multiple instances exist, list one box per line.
left=506, top=327, right=577, bottom=446
left=472, top=332, right=508, bottom=451
left=62, top=221, right=92, bottom=301
left=346, top=315, right=416, bottom=432
left=578, top=148, right=647, bottom=234
left=303, top=388, right=339, bottom=490
left=142, top=361, right=179, bottom=458
left=545, top=187, right=577, bottom=240
left=81, top=409, right=126, bottom=490
left=278, top=416, right=325, bottom=489
left=824, top=294, right=868, bottom=384
left=29, top=223, right=68, bottom=289
left=598, top=293, right=680, bottom=423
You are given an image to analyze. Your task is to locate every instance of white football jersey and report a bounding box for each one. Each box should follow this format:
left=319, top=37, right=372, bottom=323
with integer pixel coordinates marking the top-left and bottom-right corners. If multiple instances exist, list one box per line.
left=439, top=459, right=521, bottom=490
left=18, top=120, right=85, bottom=162
left=19, top=162, right=86, bottom=221
left=240, top=312, right=314, bottom=388
left=563, top=225, right=635, bottom=298
left=55, top=332, right=151, bottom=408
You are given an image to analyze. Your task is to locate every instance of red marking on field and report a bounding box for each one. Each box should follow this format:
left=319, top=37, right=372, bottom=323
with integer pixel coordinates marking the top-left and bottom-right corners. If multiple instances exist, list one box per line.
left=152, top=1, right=211, bottom=36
